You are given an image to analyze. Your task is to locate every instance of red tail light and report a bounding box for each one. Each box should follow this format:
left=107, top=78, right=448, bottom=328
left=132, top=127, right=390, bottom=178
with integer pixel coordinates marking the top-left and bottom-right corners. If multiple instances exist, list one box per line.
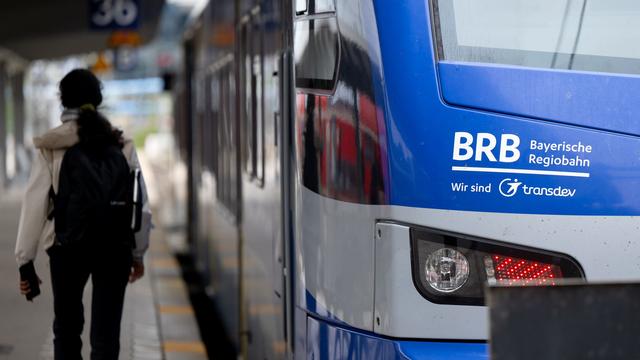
left=484, top=255, right=564, bottom=286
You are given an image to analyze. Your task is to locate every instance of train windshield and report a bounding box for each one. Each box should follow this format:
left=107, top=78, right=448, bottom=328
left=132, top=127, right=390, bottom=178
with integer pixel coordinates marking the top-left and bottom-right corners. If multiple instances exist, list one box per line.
left=434, top=0, right=640, bottom=75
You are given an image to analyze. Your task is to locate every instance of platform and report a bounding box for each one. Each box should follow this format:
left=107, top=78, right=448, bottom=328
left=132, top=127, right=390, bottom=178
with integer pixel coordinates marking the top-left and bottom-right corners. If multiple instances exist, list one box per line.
left=0, top=187, right=208, bottom=360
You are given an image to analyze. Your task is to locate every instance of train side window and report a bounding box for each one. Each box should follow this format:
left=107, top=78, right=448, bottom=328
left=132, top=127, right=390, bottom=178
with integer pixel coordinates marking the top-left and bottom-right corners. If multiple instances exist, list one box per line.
left=296, top=0, right=334, bottom=15
left=216, top=70, right=224, bottom=203
left=212, top=58, right=239, bottom=217
left=229, top=66, right=239, bottom=216
left=221, top=69, right=230, bottom=207
left=240, top=22, right=253, bottom=176
left=311, top=0, right=334, bottom=14
left=210, top=74, right=219, bottom=175
left=434, top=0, right=640, bottom=75
left=224, top=67, right=237, bottom=212
left=240, top=12, right=265, bottom=185
left=296, top=0, right=307, bottom=15
left=253, top=15, right=265, bottom=184
left=294, top=17, right=340, bottom=92
left=223, top=70, right=231, bottom=206
left=195, top=74, right=208, bottom=173
left=203, top=73, right=213, bottom=172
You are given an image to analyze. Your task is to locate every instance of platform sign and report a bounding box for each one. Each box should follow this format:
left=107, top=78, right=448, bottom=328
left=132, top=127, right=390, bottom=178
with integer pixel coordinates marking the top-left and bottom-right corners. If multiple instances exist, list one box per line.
left=89, top=0, right=140, bottom=30
left=114, top=46, right=139, bottom=72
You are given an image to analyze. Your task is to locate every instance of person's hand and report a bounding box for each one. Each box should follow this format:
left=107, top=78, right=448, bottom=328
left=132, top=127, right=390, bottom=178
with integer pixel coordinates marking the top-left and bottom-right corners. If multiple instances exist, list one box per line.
left=19, top=277, right=42, bottom=295
left=129, top=260, right=145, bottom=283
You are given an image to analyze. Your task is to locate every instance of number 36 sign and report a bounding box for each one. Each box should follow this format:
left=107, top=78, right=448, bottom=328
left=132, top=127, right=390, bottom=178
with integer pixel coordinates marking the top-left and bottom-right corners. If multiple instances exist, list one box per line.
left=89, top=0, right=140, bottom=30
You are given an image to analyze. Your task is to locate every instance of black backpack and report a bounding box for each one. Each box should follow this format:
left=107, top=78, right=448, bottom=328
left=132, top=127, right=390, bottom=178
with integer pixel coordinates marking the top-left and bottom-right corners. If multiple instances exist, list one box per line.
left=49, top=143, right=139, bottom=248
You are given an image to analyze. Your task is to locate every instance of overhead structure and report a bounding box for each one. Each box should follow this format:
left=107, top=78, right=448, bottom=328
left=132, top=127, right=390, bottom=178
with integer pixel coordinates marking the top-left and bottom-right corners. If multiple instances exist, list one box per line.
left=0, top=0, right=165, bottom=60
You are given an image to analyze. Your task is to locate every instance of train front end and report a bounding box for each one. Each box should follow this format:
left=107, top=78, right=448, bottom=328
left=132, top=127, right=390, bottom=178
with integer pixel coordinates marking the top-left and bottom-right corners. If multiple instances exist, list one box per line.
left=294, top=0, right=640, bottom=358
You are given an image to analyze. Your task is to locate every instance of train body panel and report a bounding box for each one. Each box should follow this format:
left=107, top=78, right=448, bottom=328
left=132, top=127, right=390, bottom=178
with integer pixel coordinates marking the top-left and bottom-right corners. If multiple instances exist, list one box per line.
left=296, top=190, right=640, bottom=341
left=182, top=0, right=291, bottom=357
left=238, top=4, right=288, bottom=358
left=175, top=0, right=640, bottom=358
left=375, top=0, right=640, bottom=215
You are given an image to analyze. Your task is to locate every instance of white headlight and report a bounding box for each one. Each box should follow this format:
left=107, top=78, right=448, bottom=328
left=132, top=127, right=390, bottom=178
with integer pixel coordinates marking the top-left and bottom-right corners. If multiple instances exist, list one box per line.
left=425, top=248, right=469, bottom=293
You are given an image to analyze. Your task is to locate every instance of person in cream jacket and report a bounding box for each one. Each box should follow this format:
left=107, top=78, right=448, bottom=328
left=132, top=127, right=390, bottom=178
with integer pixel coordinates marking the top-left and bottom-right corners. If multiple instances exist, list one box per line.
left=15, top=68, right=153, bottom=360
left=15, top=109, right=152, bottom=268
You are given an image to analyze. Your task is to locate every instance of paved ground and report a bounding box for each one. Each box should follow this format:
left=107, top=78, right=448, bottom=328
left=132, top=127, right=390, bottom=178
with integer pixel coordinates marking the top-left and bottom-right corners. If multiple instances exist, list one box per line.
left=0, top=186, right=208, bottom=360
left=0, top=188, right=52, bottom=359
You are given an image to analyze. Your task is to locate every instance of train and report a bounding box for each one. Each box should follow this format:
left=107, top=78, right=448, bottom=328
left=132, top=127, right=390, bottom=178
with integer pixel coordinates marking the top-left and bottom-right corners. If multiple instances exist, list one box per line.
left=173, top=0, right=640, bottom=358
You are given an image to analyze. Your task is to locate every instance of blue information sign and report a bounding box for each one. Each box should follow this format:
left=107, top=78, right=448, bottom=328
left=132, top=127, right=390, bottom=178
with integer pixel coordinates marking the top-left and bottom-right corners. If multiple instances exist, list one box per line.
left=89, top=0, right=140, bottom=30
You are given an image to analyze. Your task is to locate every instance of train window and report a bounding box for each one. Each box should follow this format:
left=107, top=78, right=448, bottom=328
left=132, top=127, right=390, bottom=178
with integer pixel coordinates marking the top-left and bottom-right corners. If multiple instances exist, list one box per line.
left=310, top=0, right=335, bottom=14
left=253, top=26, right=265, bottom=183
left=195, top=74, right=208, bottom=172
left=434, top=0, right=640, bottom=75
left=203, top=74, right=214, bottom=172
left=215, top=75, right=223, bottom=202
left=211, top=57, right=240, bottom=217
left=229, top=65, right=241, bottom=214
left=294, top=17, right=340, bottom=91
left=240, top=15, right=265, bottom=185
left=241, top=23, right=253, bottom=176
left=217, top=70, right=228, bottom=205
left=210, top=74, right=219, bottom=175
left=296, top=0, right=334, bottom=15
left=296, top=0, right=307, bottom=15
left=221, top=69, right=230, bottom=206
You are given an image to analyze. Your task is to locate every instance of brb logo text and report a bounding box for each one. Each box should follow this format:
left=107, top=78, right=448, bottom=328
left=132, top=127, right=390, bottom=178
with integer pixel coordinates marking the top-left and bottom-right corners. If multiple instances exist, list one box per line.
left=453, top=132, right=520, bottom=163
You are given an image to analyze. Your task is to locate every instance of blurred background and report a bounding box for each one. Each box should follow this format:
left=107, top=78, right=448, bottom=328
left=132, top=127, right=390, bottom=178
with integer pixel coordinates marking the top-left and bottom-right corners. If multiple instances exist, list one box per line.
left=0, top=1, right=220, bottom=359
left=0, top=0, right=199, bottom=243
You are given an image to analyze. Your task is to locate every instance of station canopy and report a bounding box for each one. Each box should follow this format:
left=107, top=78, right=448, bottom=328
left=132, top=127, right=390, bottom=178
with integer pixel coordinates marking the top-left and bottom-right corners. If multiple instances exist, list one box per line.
left=0, top=0, right=165, bottom=60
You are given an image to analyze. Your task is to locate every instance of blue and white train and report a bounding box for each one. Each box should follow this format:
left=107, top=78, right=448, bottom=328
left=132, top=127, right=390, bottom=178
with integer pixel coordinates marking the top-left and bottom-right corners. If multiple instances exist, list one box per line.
left=175, top=0, right=640, bottom=358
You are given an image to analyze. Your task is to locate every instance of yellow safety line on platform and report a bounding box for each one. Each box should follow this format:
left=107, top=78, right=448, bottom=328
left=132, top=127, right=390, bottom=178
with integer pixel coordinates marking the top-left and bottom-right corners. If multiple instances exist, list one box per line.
left=159, top=305, right=194, bottom=315
left=163, top=341, right=206, bottom=354
left=159, top=277, right=187, bottom=289
left=150, top=241, right=170, bottom=252
left=151, top=257, right=179, bottom=269
left=222, top=257, right=238, bottom=270
left=273, top=341, right=286, bottom=354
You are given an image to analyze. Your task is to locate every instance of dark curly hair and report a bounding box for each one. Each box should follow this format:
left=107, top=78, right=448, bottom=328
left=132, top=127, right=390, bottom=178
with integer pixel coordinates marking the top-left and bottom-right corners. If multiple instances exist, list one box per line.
left=59, top=69, right=123, bottom=149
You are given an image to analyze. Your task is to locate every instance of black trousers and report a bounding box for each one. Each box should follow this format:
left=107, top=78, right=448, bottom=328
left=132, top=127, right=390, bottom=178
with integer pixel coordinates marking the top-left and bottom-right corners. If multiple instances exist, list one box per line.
left=48, top=244, right=132, bottom=360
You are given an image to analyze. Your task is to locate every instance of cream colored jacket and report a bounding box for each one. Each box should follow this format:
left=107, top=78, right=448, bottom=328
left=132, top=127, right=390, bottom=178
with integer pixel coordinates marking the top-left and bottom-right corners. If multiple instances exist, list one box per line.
left=15, top=112, right=152, bottom=266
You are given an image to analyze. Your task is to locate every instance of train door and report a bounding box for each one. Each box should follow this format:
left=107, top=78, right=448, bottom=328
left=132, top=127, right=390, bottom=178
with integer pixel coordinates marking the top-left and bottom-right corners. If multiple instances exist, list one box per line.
left=206, top=55, right=242, bottom=349
left=184, top=23, right=205, bottom=268
left=238, top=5, right=287, bottom=359
left=279, top=0, right=295, bottom=356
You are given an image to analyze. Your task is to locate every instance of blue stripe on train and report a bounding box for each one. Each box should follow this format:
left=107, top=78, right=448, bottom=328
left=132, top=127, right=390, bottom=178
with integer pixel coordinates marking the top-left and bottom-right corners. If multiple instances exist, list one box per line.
left=307, top=316, right=488, bottom=360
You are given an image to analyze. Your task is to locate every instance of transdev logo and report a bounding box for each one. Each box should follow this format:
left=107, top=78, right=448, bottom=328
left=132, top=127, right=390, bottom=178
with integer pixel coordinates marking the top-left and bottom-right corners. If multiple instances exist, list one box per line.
left=499, top=178, right=522, bottom=197
left=498, top=178, right=576, bottom=198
